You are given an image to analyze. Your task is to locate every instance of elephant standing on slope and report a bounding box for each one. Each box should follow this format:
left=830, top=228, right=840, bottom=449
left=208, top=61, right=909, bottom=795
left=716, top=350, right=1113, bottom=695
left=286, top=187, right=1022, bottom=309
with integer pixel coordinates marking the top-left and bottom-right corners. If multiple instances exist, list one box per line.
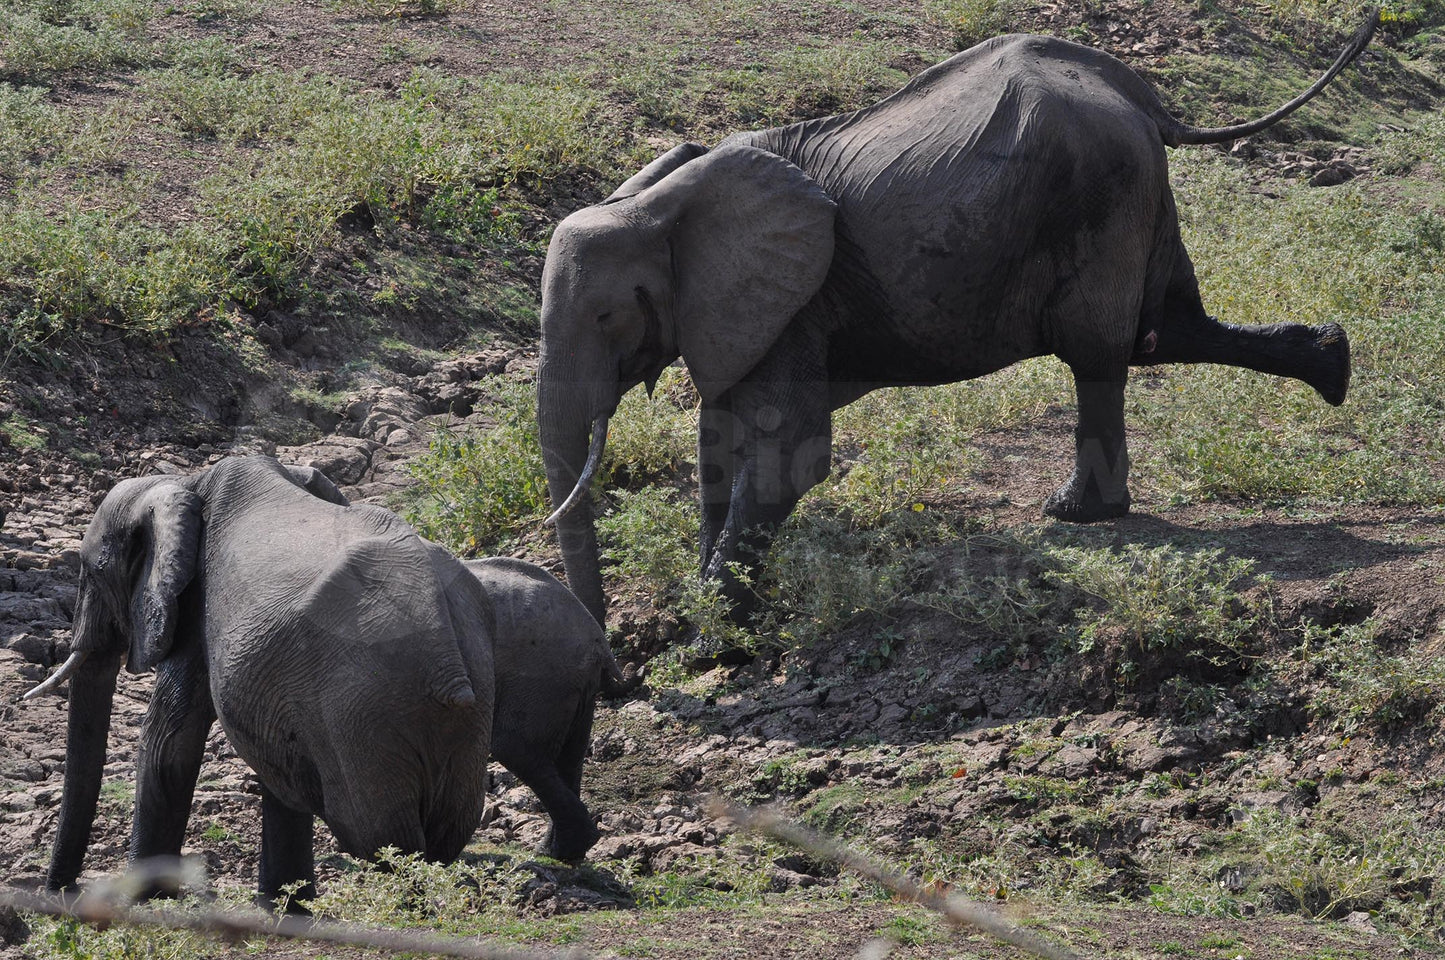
left=536, top=15, right=1378, bottom=625
left=26, top=456, right=496, bottom=910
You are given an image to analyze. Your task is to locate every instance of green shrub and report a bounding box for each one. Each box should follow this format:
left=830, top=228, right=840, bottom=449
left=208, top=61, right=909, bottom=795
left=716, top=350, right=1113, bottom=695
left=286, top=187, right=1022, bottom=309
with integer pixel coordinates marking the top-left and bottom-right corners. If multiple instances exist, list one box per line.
left=1300, top=619, right=1445, bottom=734
left=1046, top=543, right=1259, bottom=658
left=402, top=376, right=549, bottom=555
left=0, top=0, right=152, bottom=81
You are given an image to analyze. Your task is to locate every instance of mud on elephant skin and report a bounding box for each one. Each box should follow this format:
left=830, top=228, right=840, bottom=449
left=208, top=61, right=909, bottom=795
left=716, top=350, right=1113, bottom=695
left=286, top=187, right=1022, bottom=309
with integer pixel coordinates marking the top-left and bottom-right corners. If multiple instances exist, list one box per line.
left=535, top=14, right=1378, bottom=625
left=23, top=455, right=496, bottom=911
left=467, top=557, right=629, bottom=862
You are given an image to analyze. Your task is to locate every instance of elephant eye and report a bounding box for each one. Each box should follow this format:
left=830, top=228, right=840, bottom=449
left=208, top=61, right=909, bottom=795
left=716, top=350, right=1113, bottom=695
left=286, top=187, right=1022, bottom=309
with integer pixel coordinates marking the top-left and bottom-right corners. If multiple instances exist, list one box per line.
left=596, top=312, right=612, bottom=324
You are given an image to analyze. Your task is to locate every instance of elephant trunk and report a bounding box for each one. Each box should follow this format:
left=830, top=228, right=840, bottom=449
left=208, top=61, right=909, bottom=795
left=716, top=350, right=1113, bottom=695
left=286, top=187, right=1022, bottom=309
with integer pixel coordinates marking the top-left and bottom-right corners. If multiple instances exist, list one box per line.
left=539, top=401, right=608, bottom=628
left=48, top=650, right=124, bottom=890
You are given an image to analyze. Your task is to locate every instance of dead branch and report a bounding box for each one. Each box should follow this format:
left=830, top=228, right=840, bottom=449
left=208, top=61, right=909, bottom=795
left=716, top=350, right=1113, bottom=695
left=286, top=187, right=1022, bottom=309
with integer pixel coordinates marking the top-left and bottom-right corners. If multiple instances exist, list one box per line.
left=1, top=879, right=592, bottom=960
left=712, top=799, right=1080, bottom=960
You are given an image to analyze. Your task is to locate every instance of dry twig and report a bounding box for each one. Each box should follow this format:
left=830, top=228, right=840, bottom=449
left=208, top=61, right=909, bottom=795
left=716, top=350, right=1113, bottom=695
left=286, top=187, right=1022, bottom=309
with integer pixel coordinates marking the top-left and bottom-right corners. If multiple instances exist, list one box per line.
left=713, top=799, right=1080, bottom=960
left=1, top=867, right=592, bottom=960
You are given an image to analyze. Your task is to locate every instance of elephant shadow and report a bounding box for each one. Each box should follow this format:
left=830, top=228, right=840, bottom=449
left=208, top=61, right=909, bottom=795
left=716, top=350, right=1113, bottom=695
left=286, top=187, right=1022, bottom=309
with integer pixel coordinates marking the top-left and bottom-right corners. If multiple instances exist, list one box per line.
left=637, top=505, right=1442, bottom=756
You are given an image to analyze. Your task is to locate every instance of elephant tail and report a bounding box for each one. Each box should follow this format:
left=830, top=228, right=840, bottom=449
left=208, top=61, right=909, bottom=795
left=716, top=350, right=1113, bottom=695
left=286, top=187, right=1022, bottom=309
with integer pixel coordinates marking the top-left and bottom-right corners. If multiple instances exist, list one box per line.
left=600, top=656, right=643, bottom=700
left=1162, top=9, right=1378, bottom=146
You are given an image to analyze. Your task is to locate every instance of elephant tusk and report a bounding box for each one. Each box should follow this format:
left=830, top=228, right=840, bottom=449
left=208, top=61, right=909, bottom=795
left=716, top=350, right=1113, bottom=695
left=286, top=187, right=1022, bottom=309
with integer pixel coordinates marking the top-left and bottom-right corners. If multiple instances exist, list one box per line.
left=544, top=415, right=609, bottom=526
left=22, top=650, right=89, bottom=700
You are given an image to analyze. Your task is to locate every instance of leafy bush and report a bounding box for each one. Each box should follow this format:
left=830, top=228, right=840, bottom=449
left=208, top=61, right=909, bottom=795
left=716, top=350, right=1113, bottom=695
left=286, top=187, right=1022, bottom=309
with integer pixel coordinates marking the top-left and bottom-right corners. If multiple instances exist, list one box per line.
left=1046, top=544, right=1259, bottom=658
left=402, top=376, right=549, bottom=554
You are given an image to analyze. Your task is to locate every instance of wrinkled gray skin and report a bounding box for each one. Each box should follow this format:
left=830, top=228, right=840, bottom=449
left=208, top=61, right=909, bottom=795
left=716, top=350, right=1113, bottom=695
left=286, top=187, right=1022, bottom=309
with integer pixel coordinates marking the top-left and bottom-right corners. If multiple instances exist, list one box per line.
left=30, top=456, right=495, bottom=910
left=466, top=557, right=623, bottom=861
left=538, top=17, right=1376, bottom=626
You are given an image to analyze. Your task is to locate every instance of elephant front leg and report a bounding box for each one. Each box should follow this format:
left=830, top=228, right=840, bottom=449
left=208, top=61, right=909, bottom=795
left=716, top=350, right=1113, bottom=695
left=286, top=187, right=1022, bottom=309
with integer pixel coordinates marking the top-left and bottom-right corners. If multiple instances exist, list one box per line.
left=698, top=400, right=737, bottom=572
left=128, top=648, right=215, bottom=896
left=258, top=787, right=315, bottom=913
left=1044, top=371, right=1130, bottom=522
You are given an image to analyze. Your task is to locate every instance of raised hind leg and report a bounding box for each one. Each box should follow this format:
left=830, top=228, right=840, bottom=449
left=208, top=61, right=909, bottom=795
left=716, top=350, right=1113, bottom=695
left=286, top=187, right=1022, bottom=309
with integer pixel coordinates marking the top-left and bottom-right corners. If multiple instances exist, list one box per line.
left=1134, top=250, right=1350, bottom=405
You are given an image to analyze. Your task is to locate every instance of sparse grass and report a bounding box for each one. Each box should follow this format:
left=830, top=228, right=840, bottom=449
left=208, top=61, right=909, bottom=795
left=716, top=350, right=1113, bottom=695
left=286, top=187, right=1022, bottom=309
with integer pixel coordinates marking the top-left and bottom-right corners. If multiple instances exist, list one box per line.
left=1294, top=619, right=1445, bottom=734
left=927, top=0, right=1018, bottom=50
left=0, top=0, right=154, bottom=82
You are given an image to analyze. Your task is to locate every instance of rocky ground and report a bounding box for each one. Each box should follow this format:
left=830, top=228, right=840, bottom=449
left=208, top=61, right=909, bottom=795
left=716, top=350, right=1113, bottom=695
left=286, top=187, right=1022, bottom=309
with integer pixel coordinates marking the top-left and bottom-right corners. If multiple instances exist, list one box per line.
left=3, top=333, right=1444, bottom=958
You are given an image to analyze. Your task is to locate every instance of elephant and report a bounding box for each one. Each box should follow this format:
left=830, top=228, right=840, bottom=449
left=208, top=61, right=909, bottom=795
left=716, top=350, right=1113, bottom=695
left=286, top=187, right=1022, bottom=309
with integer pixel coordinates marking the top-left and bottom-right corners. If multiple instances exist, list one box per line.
left=536, top=15, right=1378, bottom=626
left=466, top=556, right=626, bottom=861
left=24, top=455, right=496, bottom=910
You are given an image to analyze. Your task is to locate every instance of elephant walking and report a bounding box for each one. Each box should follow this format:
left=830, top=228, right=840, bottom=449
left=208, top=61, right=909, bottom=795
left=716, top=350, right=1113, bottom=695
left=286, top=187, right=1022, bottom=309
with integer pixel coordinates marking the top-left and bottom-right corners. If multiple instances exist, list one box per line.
left=537, top=15, right=1377, bottom=625
left=468, top=557, right=626, bottom=861
left=26, top=456, right=496, bottom=909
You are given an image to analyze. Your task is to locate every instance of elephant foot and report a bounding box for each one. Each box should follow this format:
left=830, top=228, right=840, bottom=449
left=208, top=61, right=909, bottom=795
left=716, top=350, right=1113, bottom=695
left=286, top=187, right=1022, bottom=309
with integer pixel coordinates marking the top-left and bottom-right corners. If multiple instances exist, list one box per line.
left=1307, top=322, right=1350, bottom=407
left=539, top=820, right=601, bottom=863
left=1042, top=478, right=1130, bottom=524
left=255, top=885, right=315, bottom=916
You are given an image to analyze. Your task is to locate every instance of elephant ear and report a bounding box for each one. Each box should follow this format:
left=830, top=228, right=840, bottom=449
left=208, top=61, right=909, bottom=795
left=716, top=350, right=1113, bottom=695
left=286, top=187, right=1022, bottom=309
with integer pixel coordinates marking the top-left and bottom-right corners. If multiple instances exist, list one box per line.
left=285, top=464, right=350, bottom=506
left=603, top=142, right=709, bottom=203
left=126, top=484, right=204, bottom=674
left=635, top=143, right=836, bottom=400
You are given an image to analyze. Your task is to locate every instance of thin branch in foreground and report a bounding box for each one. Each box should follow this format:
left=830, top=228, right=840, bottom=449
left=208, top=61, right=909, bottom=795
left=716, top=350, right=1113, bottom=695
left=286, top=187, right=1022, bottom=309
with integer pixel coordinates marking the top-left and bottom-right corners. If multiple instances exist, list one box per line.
left=1, top=883, right=592, bottom=960
left=712, top=799, right=1080, bottom=960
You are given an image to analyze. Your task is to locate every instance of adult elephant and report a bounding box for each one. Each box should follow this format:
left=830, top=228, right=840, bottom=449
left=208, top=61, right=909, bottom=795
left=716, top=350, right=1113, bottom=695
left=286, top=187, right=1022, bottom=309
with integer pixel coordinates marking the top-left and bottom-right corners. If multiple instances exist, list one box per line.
left=538, top=15, right=1377, bottom=625
left=25, top=456, right=495, bottom=910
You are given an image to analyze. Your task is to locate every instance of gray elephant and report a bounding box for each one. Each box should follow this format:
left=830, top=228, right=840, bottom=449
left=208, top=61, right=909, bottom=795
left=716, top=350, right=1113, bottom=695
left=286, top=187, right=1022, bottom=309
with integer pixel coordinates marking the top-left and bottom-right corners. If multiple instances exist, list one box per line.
left=25, top=455, right=495, bottom=910
left=468, top=556, right=625, bottom=861
left=536, top=16, right=1377, bottom=625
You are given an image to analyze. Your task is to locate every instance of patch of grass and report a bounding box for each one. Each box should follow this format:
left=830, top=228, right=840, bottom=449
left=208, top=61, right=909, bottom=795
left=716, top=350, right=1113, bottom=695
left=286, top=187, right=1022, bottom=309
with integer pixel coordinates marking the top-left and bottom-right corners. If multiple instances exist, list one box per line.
left=0, top=413, right=48, bottom=450
left=0, top=193, right=233, bottom=343
left=304, top=848, right=531, bottom=933
left=720, top=41, right=906, bottom=126
left=926, top=0, right=1018, bottom=50
left=0, top=0, right=154, bottom=82
left=1046, top=543, right=1259, bottom=658
left=1296, top=619, right=1445, bottom=735
left=401, top=375, right=548, bottom=555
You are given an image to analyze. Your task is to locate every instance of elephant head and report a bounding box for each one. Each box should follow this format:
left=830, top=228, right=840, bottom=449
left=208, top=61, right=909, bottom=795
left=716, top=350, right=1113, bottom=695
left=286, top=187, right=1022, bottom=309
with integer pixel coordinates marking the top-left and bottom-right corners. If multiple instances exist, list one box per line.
left=27, top=476, right=202, bottom=890
left=537, top=142, right=837, bottom=624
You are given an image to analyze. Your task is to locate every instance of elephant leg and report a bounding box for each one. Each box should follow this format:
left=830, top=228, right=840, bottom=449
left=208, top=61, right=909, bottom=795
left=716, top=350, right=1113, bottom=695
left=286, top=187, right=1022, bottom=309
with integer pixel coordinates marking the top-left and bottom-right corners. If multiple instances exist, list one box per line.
left=128, top=646, right=215, bottom=895
left=499, top=696, right=599, bottom=862
left=1137, top=313, right=1350, bottom=406
left=510, top=761, right=598, bottom=862
left=1136, top=254, right=1349, bottom=405
left=1044, top=370, right=1130, bottom=522
left=258, top=788, right=315, bottom=914
left=698, top=398, right=737, bottom=572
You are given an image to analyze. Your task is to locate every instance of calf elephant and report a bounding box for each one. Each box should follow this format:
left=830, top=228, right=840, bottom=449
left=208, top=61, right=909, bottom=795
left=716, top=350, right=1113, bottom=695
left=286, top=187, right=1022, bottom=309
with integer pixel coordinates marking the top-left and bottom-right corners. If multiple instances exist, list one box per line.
left=25, top=456, right=495, bottom=909
left=468, top=557, right=625, bottom=861
left=537, top=15, right=1378, bottom=625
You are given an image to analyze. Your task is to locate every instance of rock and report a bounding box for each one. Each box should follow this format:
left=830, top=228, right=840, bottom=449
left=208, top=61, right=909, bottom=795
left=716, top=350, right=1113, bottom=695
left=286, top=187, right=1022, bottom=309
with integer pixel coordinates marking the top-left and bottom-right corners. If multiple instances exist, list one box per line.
left=5, top=633, right=54, bottom=665
left=1309, top=162, right=1353, bottom=187
left=0, top=904, right=29, bottom=946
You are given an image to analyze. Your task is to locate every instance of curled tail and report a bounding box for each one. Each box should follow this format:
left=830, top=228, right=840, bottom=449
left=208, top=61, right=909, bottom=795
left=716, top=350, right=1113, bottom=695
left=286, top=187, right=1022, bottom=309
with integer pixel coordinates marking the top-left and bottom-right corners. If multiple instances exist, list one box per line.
left=600, top=656, right=643, bottom=699
left=1162, top=9, right=1379, bottom=146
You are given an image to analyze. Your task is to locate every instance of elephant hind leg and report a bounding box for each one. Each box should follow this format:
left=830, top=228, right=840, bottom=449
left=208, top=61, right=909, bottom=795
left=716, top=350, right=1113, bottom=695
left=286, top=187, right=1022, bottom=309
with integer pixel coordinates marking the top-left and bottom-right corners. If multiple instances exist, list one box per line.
left=500, top=699, right=599, bottom=862
left=1043, top=369, right=1130, bottom=523
left=258, top=787, right=315, bottom=914
left=1137, top=256, right=1350, bottom=405
left=1139, top=312, right=1350, bottom=406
